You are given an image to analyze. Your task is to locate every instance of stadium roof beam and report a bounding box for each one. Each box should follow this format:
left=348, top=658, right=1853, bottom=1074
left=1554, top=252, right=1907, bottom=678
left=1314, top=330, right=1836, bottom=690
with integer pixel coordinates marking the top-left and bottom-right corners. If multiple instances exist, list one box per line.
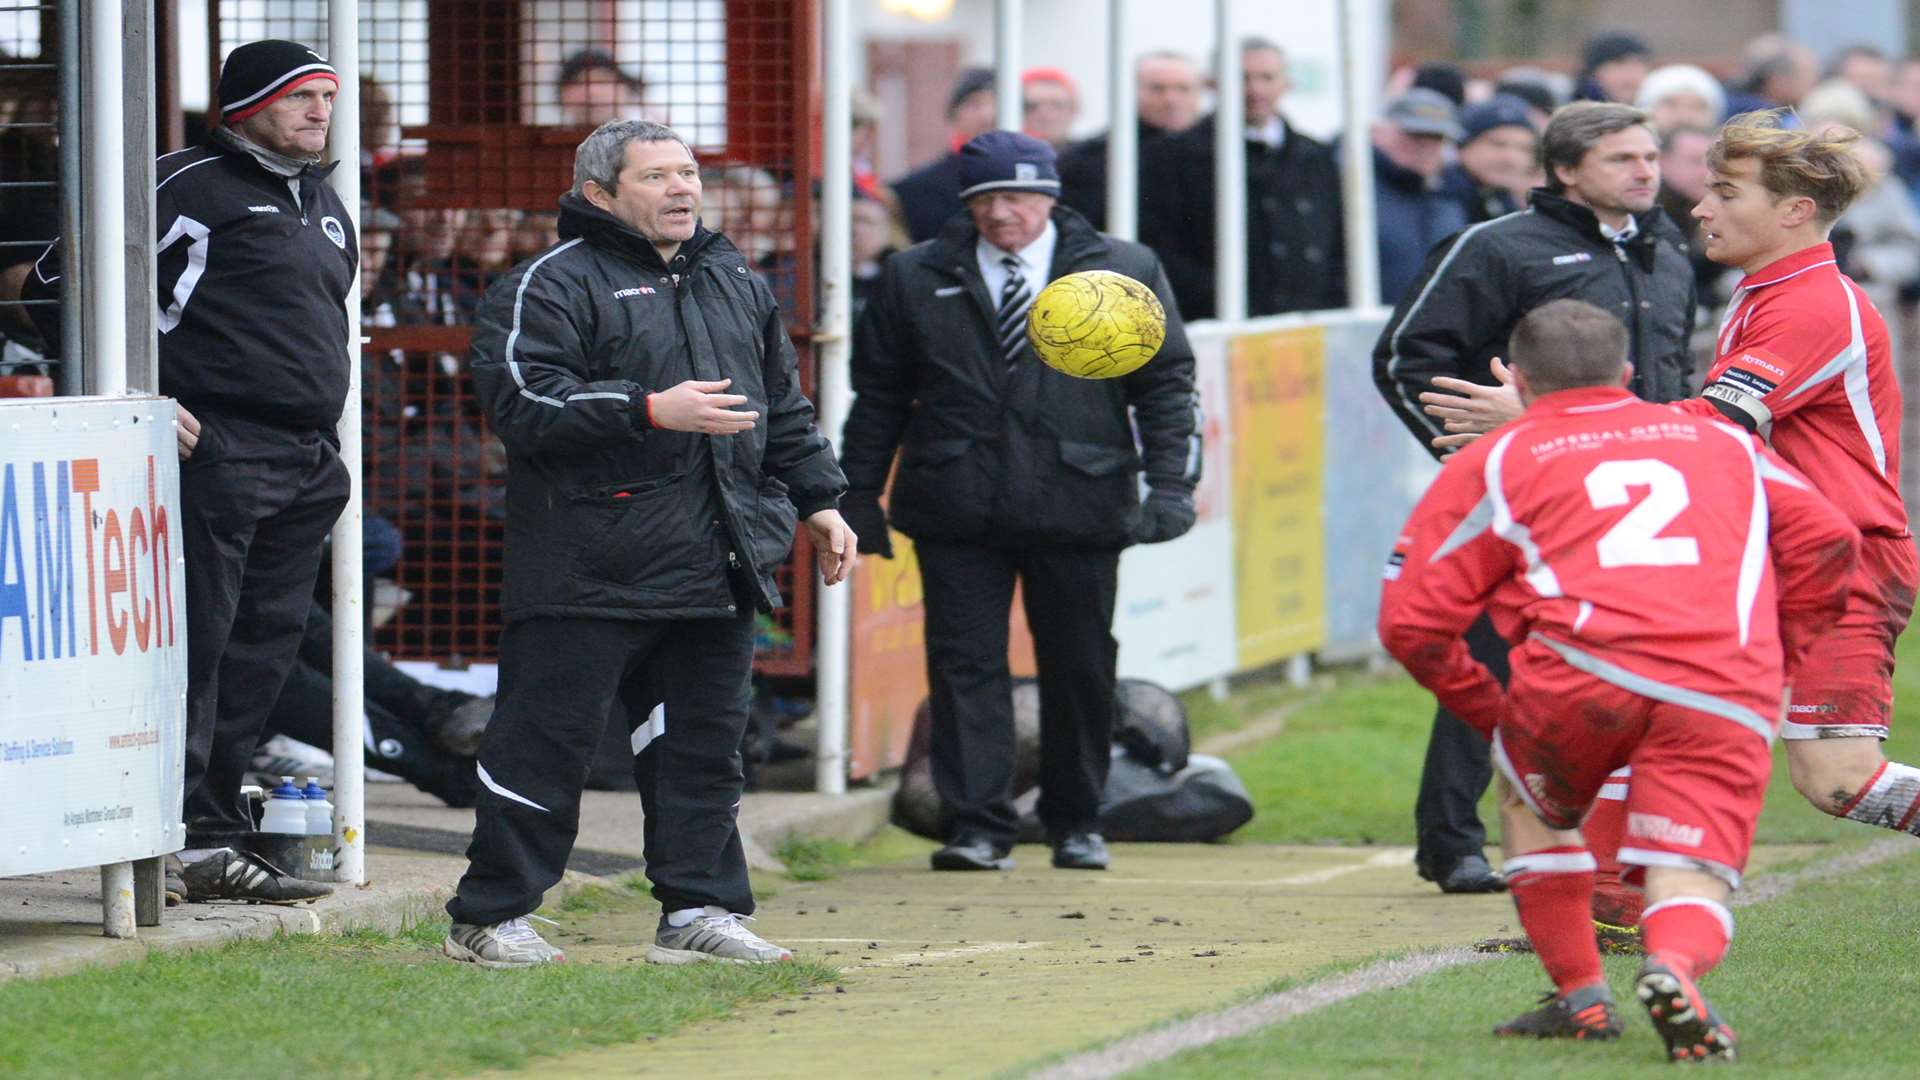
left=994, top=0, right=1023, bottom=132
left=815, top=0, right=854, bottom=796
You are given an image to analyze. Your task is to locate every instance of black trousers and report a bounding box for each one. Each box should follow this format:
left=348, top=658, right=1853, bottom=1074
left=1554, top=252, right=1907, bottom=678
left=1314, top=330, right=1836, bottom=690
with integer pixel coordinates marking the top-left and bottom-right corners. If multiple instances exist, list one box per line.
left=180, top=417, right=350, bottom=848
left=446, top=612, right=757, bottom=926
left=917, top=540, right=1121, bottom=848
left=264, top=601, right=480, bottom=807
left=1413, top=612, right=1510, bottom=868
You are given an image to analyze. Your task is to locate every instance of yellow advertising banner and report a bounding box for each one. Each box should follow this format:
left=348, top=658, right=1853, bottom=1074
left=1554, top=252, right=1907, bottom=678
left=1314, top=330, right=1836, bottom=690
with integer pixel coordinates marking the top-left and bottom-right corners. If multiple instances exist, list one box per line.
left=1231, top=325, right=1328, bottom=668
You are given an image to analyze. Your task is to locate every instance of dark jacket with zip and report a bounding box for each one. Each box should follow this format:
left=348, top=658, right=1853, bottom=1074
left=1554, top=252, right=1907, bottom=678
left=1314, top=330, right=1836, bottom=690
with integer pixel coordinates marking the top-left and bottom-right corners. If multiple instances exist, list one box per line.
left=841, top=205, right=1199, bottom=549
left=1371, top=189, right=1698, bottom=460
left=24, top=132, right=357, bottom=432
left=469, top=195, right=845, bottom=622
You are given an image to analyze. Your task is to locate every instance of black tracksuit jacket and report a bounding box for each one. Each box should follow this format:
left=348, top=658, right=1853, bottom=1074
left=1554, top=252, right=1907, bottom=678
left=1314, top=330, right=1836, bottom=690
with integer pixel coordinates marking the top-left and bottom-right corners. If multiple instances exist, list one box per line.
left=1372, top=189, right=1699, bottom=459
left=469, top=196, right=845, bottom=622
left=841, top=205, right=1199, bottom=549
left=26, top=134, right=357, bottom=432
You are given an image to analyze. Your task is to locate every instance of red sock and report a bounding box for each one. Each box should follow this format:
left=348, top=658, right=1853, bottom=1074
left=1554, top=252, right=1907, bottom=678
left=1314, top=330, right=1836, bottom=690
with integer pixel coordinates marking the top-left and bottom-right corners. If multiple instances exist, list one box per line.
left=1583, top=773, right=1644, bottom=925
left=1641, top=897, right=1732, bottom=978
left=1506, top=846, right=1604, bottom=995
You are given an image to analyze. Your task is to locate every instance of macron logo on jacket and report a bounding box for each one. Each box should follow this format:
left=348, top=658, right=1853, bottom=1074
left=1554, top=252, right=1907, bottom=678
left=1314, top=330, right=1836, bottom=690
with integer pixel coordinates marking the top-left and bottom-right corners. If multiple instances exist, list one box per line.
left=613, top=286, right=658, bottom=299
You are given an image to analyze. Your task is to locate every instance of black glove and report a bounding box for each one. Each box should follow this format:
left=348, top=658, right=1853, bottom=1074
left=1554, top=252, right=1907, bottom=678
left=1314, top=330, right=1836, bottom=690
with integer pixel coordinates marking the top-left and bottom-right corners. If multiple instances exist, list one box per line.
left=1135, top=489, right=1196, bottom=545
left=839, top=491, right=895, bottom=558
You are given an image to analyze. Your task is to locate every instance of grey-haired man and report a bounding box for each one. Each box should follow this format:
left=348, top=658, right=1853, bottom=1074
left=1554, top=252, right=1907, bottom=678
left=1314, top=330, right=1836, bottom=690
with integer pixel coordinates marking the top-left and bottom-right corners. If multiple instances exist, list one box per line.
left=442, top=120, right=855, bottom=967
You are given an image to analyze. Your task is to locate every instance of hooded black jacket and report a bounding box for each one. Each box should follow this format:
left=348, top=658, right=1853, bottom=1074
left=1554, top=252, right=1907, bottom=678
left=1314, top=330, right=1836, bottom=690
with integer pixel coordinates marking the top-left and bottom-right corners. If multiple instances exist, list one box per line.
left=469, top=195, right=845, bottom=622
left=1372, top=189, right=1698, bottom=459
left=25, top=132, right=357, bottom=431
left=841, top=205, right=1199, bottom=548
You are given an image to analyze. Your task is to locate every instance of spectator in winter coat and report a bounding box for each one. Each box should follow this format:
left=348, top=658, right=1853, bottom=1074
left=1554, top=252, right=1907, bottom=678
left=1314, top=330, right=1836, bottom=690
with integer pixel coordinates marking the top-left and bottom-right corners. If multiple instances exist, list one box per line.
left=1138, top=37, right=1345, bottom=317
left=1373, top=89, right=1470, bottom=305
left=892, top=68, right=997, bottom=243
left=840, top=131, right=1199, bottom=875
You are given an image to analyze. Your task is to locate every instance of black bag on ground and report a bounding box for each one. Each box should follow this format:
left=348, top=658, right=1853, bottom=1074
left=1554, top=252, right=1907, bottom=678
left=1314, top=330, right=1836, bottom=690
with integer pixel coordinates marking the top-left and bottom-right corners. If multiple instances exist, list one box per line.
left=891, top=677, right=1253, bottom=843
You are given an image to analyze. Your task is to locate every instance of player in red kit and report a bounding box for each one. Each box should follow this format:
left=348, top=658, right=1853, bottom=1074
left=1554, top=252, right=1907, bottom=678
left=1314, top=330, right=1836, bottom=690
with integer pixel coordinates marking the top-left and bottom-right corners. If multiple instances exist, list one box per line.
left=1416, top=110, right=1920, bottom=938
left=1381, top=300, right=1857, bottom=1062
left=1678, top=113, right=1920, bottom=835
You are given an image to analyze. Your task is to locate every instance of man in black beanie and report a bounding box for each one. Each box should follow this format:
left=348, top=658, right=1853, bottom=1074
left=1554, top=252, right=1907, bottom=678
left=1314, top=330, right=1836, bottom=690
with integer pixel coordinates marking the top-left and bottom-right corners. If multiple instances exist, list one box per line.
left=891, top=67, right=998, bottom=242
left=26, top=39, right=356, bottom=904
left=1576, top=32, right=1653, bottom=104
left=842, top=130, right=1200, bottom=873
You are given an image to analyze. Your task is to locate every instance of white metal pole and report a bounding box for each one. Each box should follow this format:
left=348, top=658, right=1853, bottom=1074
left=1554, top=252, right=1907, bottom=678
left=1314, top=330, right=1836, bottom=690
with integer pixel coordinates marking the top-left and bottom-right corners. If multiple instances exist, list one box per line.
left=1212, top=0, right=1246, bottom=322
left=814, top=0, right=854, bottom=795
left=1338, top=0, right=1381, bottom=309
left=1105, top=0, right=1137, bottom=241
left=84, top=0, right=126, bottom=394
left=327, top=2, right=366, bottom=887
left=994, top=0, right=1023, bottom=132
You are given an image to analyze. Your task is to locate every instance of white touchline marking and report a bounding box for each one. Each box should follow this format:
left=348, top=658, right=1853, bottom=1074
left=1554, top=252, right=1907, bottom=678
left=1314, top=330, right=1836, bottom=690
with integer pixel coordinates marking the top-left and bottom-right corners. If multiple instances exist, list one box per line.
left=1027, top=837, right=1918, bottom=1080
left=1100, top=847, right=1415, bottom=888
left=848, top=941, right=1047, bottom=969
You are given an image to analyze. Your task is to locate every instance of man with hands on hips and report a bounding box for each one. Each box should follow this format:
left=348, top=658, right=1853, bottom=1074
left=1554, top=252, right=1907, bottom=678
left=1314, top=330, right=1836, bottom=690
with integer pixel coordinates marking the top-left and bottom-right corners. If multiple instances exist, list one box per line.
left=443, top=119, right=853, bottom=968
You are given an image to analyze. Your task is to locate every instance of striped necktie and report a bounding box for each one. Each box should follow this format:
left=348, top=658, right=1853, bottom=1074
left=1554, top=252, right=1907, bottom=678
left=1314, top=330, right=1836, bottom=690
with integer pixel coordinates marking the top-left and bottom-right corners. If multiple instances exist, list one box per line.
left=995, top=254, right=1031, bottom=367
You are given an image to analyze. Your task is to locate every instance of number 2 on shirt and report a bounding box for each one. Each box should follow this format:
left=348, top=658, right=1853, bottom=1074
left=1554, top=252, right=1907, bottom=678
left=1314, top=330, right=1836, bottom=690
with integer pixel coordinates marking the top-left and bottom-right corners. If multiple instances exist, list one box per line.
left=1584, top=459, right=1701, bottom=568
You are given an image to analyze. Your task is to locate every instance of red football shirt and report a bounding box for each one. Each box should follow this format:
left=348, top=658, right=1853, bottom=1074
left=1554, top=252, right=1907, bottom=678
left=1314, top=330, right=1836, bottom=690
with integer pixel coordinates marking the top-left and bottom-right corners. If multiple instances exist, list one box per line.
left=1379, top=387, right=1858, bottom=737
left=1683, top=242, right=1907, bottom=537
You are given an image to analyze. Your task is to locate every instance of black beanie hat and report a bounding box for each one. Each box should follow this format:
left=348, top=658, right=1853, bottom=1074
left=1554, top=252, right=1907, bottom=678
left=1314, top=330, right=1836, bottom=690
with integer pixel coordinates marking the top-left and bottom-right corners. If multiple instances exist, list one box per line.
left=948, top=67, right=996, bottom=118
left=1581, top=32, right=1652, bottom=76
left=219, top=39, right=338, bottom=125
left=956, top=130, right=1059, bottom=200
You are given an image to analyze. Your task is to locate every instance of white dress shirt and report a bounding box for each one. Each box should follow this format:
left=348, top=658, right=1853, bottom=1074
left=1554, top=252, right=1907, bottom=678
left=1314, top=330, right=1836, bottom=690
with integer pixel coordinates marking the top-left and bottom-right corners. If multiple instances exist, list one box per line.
left=977, top=219, right=1059, bottom=302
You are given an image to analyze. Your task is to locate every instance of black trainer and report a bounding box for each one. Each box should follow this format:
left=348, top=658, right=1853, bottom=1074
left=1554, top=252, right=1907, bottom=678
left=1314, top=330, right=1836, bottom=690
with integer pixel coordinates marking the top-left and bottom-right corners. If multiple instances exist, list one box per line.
left=179, top=849, right=333, bottom=905
left=931, top=832, right=1014, bottom=871
left=1419, top=852, right=1507, bottom=894
left=1493, top=983, right=1624, bottom=1040
left=1636, top=955, right=1737, bottom=1063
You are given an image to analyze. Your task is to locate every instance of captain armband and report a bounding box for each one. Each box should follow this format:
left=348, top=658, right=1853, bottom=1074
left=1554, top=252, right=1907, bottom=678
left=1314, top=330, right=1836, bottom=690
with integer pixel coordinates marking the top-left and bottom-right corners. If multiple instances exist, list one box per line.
left=1702, top=381, right=1773, bottom=433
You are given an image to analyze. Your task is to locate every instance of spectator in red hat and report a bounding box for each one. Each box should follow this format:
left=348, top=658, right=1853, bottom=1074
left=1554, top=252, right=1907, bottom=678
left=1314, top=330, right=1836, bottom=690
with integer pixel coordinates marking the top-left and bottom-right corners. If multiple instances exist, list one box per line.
left=1022, top=67, right=1080, bottom=147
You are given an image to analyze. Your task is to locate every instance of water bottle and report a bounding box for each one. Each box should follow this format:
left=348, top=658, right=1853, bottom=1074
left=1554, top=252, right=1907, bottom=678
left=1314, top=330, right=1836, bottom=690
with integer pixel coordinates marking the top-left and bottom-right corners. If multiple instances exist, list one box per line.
left=301, top=777, right=334, bottom=837
left=259, top=776, right=309, bottom=835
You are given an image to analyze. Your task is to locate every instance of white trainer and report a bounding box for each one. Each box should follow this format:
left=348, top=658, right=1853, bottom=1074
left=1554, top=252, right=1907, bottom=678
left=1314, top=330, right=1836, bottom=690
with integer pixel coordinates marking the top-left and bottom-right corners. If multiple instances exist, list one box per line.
left=443, top=915, right=567, bottom=968
left=647, top=907, right=793, bottom=965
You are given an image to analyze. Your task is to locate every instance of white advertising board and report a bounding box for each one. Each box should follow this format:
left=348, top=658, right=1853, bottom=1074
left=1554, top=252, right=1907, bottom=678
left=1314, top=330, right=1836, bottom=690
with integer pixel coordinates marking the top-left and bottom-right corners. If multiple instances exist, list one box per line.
left=0, top=397, right=187, bottom=876
left=1114, top=329, right=1238, bottom=690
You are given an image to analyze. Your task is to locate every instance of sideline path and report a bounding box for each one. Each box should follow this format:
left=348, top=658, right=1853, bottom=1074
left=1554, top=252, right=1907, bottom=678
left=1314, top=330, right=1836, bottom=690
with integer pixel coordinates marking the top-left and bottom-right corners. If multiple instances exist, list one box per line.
left=496, top=843, right=1517, bottom=1079
left=493, top=841, right=1830, bottom=1080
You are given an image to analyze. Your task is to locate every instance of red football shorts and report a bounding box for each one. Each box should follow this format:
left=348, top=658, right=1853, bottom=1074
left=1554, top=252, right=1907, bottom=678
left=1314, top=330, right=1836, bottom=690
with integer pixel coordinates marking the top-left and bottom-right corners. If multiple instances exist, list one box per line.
left=1493, top=640, right=1774, bottom=888
left=1784, top=533, right=1918, bottom=741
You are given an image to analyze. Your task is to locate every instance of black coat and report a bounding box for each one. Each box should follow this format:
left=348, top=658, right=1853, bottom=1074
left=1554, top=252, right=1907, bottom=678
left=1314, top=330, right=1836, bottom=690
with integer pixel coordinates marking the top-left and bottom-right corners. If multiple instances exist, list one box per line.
left=25, top=134, right=358, bottom=431
left=842, top=206, right=1199, bottom=549
left=470, top=195, right=845, bottom=622
left=1137, top=115, right=1347, bottom=318
left=890, top=151, right=967, bottom=244
left=1371, top=189, right=1699, bottom=460
left=1055, top=120, right=1173, bottom=232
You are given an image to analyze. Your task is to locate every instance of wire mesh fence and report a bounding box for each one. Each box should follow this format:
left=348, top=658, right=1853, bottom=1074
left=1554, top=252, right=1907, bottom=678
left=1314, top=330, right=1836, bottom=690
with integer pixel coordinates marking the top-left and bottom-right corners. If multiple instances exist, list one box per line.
left=207, top=0, right=818, bottom=670
left=0, top=1, right=59, bottom=395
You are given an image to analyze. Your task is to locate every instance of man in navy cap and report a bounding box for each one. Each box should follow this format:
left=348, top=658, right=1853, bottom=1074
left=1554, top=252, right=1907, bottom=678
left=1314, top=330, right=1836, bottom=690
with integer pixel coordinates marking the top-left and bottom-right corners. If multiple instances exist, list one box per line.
left=840, top=131, right=1200, bottom=873
left=1372, top=88, right=1470, bottom=304
left=1440, top=95, right=1540, bottom=225
left=27, top=39, right=357, bottom=904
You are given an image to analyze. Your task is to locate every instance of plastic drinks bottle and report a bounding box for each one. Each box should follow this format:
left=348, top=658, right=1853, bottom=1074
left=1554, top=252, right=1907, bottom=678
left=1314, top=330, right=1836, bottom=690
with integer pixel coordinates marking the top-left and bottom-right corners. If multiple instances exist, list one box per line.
left=259, top=776, right=309, bottom=834
left=301, top=777, right=334, bottom=837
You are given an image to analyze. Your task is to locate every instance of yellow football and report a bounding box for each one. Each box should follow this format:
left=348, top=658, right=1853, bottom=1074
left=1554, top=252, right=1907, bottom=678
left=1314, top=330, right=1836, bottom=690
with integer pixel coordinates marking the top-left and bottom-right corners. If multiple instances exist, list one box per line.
left=1024, top=269, right=1166, bottom=379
